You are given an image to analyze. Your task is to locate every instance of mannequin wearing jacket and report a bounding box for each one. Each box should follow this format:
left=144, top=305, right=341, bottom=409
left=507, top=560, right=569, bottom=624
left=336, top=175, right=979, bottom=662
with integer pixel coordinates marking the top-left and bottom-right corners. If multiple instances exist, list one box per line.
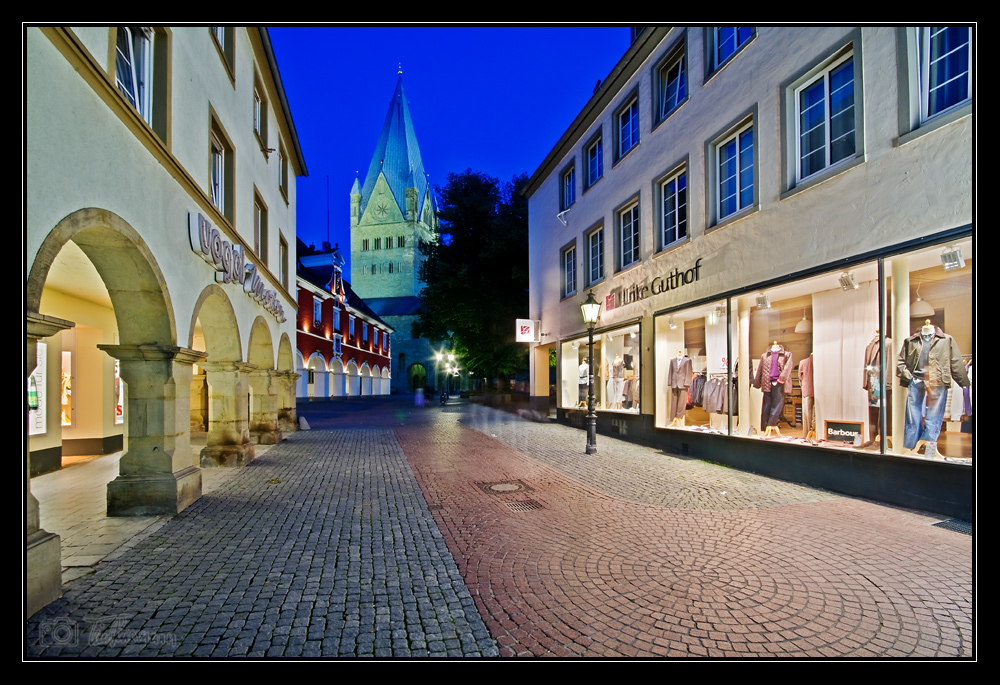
left=667, top=351, right=692, bottom=426
left=863, top=331, right=892, bottom=445
left=753, top=342, right=792, bottom=437
left=896, top=321, right=970, bottom=458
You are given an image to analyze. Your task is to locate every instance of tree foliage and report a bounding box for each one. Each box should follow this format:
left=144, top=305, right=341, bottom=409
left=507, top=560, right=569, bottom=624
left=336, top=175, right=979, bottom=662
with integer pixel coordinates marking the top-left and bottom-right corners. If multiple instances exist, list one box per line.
left=413, top=169, right=529, bottom=385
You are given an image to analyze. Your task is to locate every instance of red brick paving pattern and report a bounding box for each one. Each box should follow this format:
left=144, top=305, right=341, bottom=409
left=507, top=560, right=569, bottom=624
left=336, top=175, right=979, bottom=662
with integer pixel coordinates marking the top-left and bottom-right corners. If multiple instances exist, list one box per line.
left=397, top=418, right=972, bottom=658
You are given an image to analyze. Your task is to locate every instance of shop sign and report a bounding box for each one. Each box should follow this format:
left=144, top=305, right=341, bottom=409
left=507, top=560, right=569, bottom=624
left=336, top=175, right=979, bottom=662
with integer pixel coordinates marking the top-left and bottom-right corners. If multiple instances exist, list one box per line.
left=608, top=258, right=703, bottom=311
left=188, top=212, right=286, bottom=323
left=516, top=319, right=540, bottom=342
left=824, top=420, right=864, bottom=444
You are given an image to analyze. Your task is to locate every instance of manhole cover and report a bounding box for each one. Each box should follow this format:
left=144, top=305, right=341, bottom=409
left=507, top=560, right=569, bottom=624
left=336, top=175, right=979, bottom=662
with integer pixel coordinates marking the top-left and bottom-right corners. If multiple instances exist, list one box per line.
left=476, top=480, right=532, bottom=494
left=506, top=499, right=544, bottom=512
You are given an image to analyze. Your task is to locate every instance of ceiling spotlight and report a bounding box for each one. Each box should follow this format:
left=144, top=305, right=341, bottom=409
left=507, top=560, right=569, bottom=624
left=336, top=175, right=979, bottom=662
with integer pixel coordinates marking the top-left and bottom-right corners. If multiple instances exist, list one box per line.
left=839, top=272, right=858, bottom=290
left=941, top=245, right=965, bottom=271
left=668, top=316, right=677, bottom=330
left=756, top=293, right=770, bottom=309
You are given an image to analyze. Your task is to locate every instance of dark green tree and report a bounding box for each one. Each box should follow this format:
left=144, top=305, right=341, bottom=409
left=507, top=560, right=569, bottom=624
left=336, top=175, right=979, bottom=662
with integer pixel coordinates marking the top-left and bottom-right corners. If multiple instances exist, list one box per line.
left=413, top=169, right=529, bottom=387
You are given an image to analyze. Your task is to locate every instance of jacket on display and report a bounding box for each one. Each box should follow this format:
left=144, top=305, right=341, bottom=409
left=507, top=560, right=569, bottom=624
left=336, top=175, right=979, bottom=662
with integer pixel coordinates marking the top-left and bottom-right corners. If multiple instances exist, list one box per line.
left=667, top=356, right=693, bottom=388
left=753, top=345, right=793, bottom=392
left=896, top=327, right=970, bottom=388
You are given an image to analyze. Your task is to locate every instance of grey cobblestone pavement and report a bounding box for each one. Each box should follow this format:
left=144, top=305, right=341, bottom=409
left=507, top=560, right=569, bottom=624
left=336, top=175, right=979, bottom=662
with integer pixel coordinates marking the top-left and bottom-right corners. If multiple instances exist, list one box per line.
left=25, top=426, right=497, bottom=658
left=458, top=405, right=841, bottom=509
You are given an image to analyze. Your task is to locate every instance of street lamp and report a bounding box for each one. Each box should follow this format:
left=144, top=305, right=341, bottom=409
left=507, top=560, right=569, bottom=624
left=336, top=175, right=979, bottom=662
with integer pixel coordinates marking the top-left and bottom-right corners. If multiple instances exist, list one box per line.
left=580, top=291, right=601, bottom=454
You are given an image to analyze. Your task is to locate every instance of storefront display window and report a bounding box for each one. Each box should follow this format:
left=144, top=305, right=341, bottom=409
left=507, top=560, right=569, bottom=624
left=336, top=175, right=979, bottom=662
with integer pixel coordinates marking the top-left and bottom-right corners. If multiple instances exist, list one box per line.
left=561, top=322, right=641, bottom=413
left=28, top=341, right=46, bottom=436
left=652, top=236, right=973, bottom=464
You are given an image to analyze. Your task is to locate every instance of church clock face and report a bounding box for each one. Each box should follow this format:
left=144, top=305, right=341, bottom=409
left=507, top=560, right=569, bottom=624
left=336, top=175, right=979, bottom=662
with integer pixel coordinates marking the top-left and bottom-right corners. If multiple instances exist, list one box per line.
left=374, top=201, right=391, bottom=222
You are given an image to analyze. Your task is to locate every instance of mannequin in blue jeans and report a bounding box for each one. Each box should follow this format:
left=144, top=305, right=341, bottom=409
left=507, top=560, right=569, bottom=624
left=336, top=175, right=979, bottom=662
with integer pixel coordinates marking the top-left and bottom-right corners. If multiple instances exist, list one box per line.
left=897, top=321, right=970, bottom=459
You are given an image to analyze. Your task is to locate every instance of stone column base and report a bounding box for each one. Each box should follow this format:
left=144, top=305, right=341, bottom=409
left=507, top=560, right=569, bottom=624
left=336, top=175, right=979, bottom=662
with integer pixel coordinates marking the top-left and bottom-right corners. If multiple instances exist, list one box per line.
left=251, top=429, right=283, bottom=445
left=200, top=443, right=255, bottom=468
left=26, top=529, right=62, bottom=618
left=107, top=466, right=202, bottom=517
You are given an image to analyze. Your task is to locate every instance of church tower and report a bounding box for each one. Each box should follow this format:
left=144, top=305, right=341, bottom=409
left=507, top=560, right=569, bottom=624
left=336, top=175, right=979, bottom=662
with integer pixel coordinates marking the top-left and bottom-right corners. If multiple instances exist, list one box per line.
left=350, top=70, right=438, bottom=391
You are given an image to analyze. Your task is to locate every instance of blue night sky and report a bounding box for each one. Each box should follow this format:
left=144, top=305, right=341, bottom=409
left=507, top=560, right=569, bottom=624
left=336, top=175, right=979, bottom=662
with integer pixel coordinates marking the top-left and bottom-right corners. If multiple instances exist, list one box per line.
left=268, top=26, right=629, bottom=272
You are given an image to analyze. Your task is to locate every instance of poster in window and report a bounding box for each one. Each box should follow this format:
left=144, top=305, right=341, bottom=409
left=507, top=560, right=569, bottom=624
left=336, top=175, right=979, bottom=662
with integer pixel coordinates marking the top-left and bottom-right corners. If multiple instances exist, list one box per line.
left=115, top=359, right=124, bottom=424
left=28, top=341, right=46, bottom=436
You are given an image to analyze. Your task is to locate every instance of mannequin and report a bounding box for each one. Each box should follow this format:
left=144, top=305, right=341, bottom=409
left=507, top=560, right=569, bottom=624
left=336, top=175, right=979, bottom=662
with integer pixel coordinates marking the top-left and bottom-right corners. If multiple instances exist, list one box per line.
left=799, top=352, right=815, bottom=440
left=862, top=330, right=892, bottom=446
left=578, top=359, right=589, bottom=408
left=667, top=349, right=692, bottom=426
left=609, top=353, right=625, bottom=409
left=896, top=320, right=970, bottom=459
left=753, top=341, right=792, bottom=438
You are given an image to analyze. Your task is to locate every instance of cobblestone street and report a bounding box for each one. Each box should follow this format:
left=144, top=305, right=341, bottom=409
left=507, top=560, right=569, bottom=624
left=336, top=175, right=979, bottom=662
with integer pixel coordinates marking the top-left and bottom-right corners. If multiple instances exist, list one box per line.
left=26, top=397, right=973, bottom=658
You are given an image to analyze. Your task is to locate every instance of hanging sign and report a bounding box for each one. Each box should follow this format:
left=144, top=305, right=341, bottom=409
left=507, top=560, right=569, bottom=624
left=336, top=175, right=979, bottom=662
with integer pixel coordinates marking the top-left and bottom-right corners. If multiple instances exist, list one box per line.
left=516, top=319, right=540, bottom=342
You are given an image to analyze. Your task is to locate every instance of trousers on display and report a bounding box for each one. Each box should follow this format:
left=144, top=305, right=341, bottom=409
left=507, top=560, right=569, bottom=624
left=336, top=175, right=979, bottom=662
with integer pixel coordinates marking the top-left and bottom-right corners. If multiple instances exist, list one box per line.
left=903, top=380, right=948, bottom=450
left=761, top=383, right=785, bottom=428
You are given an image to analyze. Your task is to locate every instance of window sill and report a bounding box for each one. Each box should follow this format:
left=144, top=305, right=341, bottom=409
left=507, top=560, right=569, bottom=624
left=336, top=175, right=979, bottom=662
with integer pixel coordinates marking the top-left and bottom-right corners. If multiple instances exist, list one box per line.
left=612, top=142, right=640, bottom=169
left=560, top=291, right=578, bottom=303
left=895, top=104, right=971, bottom=148
left=653, top=237, right=690, bottom=259
left=708, top=205, right=758, bottom=233
left=582, top=176, right=604, bottom=196
left=780, top=155, right=864, bottom=202
left=615, top=260, right=642, bottom=277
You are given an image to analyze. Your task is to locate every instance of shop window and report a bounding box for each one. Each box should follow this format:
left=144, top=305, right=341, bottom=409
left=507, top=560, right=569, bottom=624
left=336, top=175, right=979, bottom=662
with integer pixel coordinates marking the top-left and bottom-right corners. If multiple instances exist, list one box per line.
left=560, top=323, right=641, bottom=414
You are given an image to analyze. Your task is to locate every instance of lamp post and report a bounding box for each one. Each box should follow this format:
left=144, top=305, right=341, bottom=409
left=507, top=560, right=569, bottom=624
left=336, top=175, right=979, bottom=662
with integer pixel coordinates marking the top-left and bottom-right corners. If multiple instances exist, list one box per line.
left=580, top=291, right=601, bottom=454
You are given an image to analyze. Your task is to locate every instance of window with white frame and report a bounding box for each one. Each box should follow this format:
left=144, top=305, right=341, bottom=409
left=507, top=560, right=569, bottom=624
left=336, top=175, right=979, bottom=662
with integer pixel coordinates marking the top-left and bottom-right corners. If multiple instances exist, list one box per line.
left=918, top=26, right=971, bottom=123
left=712, top=27, right=753, bottom=71
left=561, top=164, right=576, bottom=211
left=586, top=134, right=603, bottom=189
left=279, top=234, right=288, bottom=290
left=210, top=26, right=234, bottom=76
left=115, top=26, right=153, bottom=124
left=278, top=145, right=289, bottom=199
left=658, top=49, right=686, bottom=120
left=210, top=131, right=225, bottom=210
left=254, top=193, right=268, bottom=261
left=716, top=122, right=754, bottom=221
left=796, top=52, right=855, bottom=183
left=619, top=202, right=640, bottom=268
left=617, top=97, right=639, bottom=159
left=587, top=226, right=604, bottom=286
left=333, top=306, right=341, bottom=331
left=363, top=322, right=369, bottom=343
left=349, top=316, right=355, bottom=339
left=253, top=86, right=263, bottom=137
left=562, top=244, right=577, bottom=298
left=660, top=170, right=688, bottom=248
left=313, top=297, right=322, bottom=324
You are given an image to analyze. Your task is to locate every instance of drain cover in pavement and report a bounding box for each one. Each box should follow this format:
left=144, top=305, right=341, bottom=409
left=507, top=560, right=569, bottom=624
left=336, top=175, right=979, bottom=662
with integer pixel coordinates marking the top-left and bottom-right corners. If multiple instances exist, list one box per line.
left=505, top=499, right=544, bottom=512
left=933, top=518, right=972, bottom=535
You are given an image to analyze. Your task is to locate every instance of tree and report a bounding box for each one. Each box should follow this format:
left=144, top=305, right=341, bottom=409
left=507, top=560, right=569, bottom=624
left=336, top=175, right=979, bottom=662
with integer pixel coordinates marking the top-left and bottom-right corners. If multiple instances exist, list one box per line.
left=412, top=169, right=529, bottom=387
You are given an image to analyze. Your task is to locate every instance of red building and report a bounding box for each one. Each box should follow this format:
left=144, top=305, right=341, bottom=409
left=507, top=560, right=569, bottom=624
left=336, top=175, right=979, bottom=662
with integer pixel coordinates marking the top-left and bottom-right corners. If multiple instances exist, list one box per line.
left=296, top=240, right=393, bottom=397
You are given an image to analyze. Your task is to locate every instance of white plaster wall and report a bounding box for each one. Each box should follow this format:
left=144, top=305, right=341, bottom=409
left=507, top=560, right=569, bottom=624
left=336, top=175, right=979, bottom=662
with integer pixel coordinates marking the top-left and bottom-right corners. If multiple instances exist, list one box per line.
left=26, top=28, right=298, bottom=372
left=528, top=26, right=972, bottom=415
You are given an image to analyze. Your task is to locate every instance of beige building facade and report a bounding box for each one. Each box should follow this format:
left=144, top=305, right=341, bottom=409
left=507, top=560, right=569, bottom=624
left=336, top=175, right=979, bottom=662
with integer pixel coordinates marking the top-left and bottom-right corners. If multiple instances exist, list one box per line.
left=25, top=27, right=306, bottom=616
left=526, top=27, right=973, bottom=516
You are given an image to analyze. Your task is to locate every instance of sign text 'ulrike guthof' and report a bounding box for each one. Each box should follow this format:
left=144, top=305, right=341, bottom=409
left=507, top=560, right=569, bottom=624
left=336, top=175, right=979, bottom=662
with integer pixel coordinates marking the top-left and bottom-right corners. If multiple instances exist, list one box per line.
left=188, top=213, right=286, bottom=323
left=605, top=258, right=703, bottom=312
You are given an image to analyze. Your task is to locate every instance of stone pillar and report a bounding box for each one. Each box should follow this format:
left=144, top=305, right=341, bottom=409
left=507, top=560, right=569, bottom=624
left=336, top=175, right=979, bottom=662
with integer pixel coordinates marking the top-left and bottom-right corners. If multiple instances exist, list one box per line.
left=97, top=344, right=204, bottom=516
left=25, top=311, right=73, bottom=617
left=199, top=361, right=255, bottom=467
left=190, top=373, right=208, bottom=431
left=276, top=370, right=299, bottom=433
left=249, top=369, right=282, bottom=445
